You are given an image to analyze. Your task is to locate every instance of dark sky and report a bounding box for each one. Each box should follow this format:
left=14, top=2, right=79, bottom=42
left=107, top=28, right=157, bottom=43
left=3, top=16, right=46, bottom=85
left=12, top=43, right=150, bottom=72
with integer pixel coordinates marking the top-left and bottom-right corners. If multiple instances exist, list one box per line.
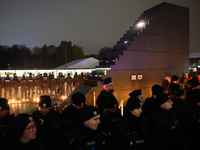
left=1, top=0, right=200, bottom=55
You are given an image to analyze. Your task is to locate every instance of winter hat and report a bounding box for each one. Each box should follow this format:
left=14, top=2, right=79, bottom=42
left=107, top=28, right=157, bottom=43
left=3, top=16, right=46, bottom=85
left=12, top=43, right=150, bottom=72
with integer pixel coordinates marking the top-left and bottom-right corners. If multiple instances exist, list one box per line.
left=107, top=95, right=118, bottom=108
left=12, top=113, right=34, bottom=139
left=39, top=95, right=51, bottom=107
left=175, top=89, right=185, bottom=97
left=71, top=92, right=86, bottom=106
left=81, top=105, right=100, bottom=122
left=129, top=89, right=142, bottom=98
left=156, top=93, right=171, bottom=106
left=126, top=97, right=143, bottom=111
left=100, top=77, right=112, bottom=85
left=171, top=75, right=179, bottom=82
left=152, top=84, right=163, bottom=95
left=0, top=98, right=9, bottom=110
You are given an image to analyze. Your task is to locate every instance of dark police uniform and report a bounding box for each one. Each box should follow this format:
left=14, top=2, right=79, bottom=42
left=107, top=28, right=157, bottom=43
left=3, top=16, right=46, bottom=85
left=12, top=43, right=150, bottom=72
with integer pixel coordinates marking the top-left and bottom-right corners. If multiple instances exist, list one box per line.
left=0, top=113, right=15, bottom=150
left=3, top=76, right=12, bottom=99
left=65, top=74, right=73, bottom=96
left=147, top=108, right=185, bottom=150
left=42, top=74, right=49, bottom=95
left=62, top=123, right=109, bottom=150
left=180, top=90, right=200, bottom=150
left=34, top=76, right=42, bottom=97
left=62, top=104, right=86, bottom=129
left=0, top=78, right=3, bottom=97
left=49, top=77, right=57, bottom=97
left=57, top=74, right=65, bottom=96
left=32, top=109, right=67, bottom=147
left=20, top=76, right=28, bottom=99
left=27, top=76, right=34, bottom=98
left=7, top=138, right=52, bottom=150
left=110, top=108, right=147, bottom=150
left=96, top=89, right=115, bottom=113
left=12, top=76, right=20, bottom=99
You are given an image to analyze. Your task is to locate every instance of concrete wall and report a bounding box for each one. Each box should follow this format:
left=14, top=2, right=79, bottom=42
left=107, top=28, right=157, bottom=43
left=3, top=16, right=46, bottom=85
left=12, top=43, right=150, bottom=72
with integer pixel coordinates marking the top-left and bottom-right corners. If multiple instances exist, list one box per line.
left=86, top=3, right=189, bottom=106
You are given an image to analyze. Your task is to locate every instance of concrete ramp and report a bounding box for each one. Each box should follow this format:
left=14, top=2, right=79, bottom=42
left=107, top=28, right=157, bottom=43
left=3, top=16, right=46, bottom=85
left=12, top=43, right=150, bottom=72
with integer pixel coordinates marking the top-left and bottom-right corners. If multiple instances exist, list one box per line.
left=64, top=84, right=94, bottom=106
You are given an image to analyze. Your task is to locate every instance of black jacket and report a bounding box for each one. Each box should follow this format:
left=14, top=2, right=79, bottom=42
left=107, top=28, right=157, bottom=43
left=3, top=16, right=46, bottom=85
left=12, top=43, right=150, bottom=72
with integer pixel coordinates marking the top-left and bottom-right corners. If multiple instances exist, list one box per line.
left=62, top=123, right=110, bottom=150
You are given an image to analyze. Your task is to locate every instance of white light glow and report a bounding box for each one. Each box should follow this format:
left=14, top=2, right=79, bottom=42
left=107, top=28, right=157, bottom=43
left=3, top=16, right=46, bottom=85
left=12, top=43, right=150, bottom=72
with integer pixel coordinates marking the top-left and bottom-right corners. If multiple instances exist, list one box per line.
left=137, top=22, right=145, bottom=27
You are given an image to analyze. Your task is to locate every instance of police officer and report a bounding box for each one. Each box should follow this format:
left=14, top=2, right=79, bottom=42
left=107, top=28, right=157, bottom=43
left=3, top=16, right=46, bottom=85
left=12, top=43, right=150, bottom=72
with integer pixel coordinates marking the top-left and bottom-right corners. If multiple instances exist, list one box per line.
left=168, top=75, right=180, bottom=99
left=0, top=98, right=15, bottom=150
left=12, top=73, right=20, bottom=99
left=34, top=75, right=42, bottom=98
left=0, top=77, right=3, bottom=98
left=49, top=75, right=57, bottom=97
left=110, top=96, right=147, bottom=150
left=32, top=95, right=67, bottom=147
left=3, top=75, right=12, bottom=99
left=42, top=73, right=49, bottom=95
left=96, top=77, right=116, bottom=113
left=147, top=93, right=185, bottom=150
left=129, top=89, right=145, bottom=104
left=73, top=72, right=81, bottom=88
left=142, top=84, right=163, bottom=118
left=62, top=92, right=86, bottom=128
left=180, top=89, right=200, bottom=149
left=65, top=73, right=73, bottom=96
left=8, top=113, right=52, bottom=150
left=57, top=72, right=65, bottom=96
left=27, top=73, right=35, bottom=99
left=62, top=105, right=110, bottom=150
left=100, top=94, right=122, bottom=132
left=20, top=75, right=28, bottom=99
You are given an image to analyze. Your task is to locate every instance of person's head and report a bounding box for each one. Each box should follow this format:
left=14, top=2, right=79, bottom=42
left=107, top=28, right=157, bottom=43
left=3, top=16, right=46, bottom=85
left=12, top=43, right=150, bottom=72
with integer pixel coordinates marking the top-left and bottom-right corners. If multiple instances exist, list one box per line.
left=71, top=92, right=86, bottom=110
left=151, top=84, right=163, bottom=96
left=39, top=95, right=51, bottom=115
left=165, top=76, right=171, bottom=83
left=106, top=95, right=118, bottom=113
left=12, top=114, right=36, bottom=143
left=171, top=75, right=179, bottom=84
left=161, top=80, right=170, bottom=94
left=156, top=93, right=173, bottom=111
left=101, top=77, right=114, bottom=93
left=0, top=98, right=9, bottom=118
left=175, top=89, right=186, bottom=102
left=126, top=97, right=143, bottom=117
left=67, top=73, right=70, bottom=77
left=129, top=89, right=144, bottom=104
left=81, top=106, right=100, bottom=130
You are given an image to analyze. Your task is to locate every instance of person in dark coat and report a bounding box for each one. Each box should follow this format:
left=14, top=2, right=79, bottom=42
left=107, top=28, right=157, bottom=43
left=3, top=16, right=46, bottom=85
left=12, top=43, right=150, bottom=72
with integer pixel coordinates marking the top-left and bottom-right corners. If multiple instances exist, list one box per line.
left=62, top=92, right=86, bottom=129
left=32, top=95, right=67, bottom=147
left=61, top=105, right=110, bottom=150
left=171, top=88, right=187, bottom=115
left=129, top=89, right=145, bottom=104
left=0, top=98, right=15, bottom=150
left=142, top=84, right=163, bottom=118
left=96, top=77, right=116, bottom=113
left=168, top=75, right=180, bottom=99
left=8, top=113, right=52, bottom=150
left=147, top=93, right=186, bottom=150
left=100, top=94, right=122, bottom=132
left=110, top=96, right=147, bottom=150
left=180, top=89, right=200, bottom=149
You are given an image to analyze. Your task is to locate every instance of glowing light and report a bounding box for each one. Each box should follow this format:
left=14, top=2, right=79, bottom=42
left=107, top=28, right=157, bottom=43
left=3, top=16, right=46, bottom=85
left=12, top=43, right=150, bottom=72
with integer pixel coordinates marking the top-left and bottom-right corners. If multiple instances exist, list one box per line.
left=137, top=22, right=145, bottom=27
left=124, top=41, right=128, bottom=44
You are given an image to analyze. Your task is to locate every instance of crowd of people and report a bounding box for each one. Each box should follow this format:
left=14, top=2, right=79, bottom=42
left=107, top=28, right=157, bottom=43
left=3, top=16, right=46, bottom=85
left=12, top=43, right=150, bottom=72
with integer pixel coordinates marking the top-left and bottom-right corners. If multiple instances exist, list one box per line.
left=0, top=72, right=87, bottom=100
left=1, top=73, right=200, bottom=150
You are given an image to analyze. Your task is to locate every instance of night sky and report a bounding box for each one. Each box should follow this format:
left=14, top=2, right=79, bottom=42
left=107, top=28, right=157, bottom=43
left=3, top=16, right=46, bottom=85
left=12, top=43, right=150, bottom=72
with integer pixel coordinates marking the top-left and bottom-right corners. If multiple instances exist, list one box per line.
left=0, top=0, right=200, bottom=55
